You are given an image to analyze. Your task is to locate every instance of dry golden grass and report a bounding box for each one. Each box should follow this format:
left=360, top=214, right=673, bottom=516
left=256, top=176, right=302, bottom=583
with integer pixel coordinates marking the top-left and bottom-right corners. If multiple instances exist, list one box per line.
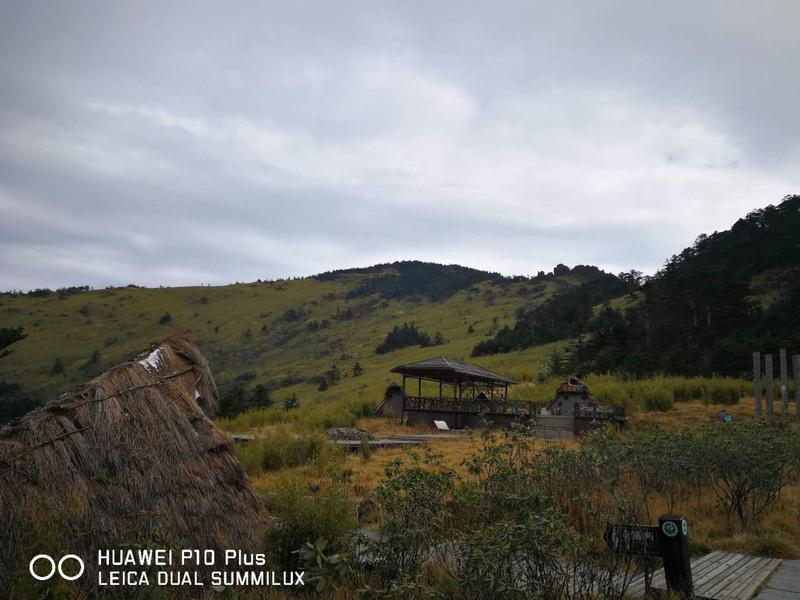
left=250, top=432, right=578, bottom=503
left=628, top=398, right=799, bottom=429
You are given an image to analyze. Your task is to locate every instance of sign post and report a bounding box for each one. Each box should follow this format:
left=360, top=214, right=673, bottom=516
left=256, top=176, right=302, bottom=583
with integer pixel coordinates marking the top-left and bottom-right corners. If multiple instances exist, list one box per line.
left=657, top=514, right=693, bottom=597
left=603, top=523, right=660, bottom=557
left=605, top=515, right=693, bottom=598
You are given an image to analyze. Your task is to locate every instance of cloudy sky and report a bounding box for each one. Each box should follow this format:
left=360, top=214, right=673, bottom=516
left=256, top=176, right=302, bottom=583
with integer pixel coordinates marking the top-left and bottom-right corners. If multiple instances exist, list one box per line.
left=1, top=1, right=798, bottom=290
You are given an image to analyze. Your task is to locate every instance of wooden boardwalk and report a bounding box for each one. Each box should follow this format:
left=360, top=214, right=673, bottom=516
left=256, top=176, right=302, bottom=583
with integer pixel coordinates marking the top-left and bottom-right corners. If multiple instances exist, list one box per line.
left=755, top=560, right=800, bottom=600
left=389, top=433, right=470, bottom=442
left=229, top=433, right=421, bottom=449
left=626, top=551, right=782, bottom=600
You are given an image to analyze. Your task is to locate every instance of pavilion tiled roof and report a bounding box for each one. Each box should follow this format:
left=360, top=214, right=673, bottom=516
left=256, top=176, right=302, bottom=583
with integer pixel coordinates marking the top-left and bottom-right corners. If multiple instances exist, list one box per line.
left=390, top=356, right=517, bottom=384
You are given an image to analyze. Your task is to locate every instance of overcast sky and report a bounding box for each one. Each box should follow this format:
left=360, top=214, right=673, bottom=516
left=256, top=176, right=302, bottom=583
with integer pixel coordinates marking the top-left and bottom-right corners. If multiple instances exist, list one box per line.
left=1, top=1, right=798, bottom=290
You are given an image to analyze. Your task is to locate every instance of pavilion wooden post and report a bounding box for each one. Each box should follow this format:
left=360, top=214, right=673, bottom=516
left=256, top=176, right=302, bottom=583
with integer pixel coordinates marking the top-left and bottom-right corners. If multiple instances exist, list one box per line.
left=401, top=374, right=407, bottom=422
left=794, top=355, right=800, bottom=417
left=779, top=349, right=788, bottom=417
left=418, top=377, right=422, bottom=399
left=453, top=379, right=458, bottom=428
left=765, top=354, right=774, bottom=418
left=753, top=352, right=762, bottom=418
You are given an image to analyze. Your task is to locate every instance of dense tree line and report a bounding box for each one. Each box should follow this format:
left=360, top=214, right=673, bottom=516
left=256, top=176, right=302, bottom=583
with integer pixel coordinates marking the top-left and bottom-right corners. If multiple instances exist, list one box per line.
left=319, top=261, right=505, bottom=301
left=471, top=196, right=800, bottom=377
left=471, top=273, right=638, bottom=356
left=571, top=196, right=800, bottom=376
left=0, top=327, right=41, bottom=423
left=376, top=322, right=444, bottom=354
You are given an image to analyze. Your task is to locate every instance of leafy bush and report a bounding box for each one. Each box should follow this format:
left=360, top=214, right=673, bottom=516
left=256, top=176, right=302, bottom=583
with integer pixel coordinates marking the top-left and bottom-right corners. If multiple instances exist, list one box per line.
left=233, top=433, right=330, bottom=476
left=701, top=421, right=800, bottom=522
left=643, top=388, right=673, bottom=412
left=709, top=382, right=740, bottom=405
left=262, top=473, right=358, bottom=570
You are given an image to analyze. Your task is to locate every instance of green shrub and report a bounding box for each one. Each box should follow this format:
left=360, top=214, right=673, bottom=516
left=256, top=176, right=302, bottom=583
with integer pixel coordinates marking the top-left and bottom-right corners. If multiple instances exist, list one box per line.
left=360, top=436, right=373, bottom=461
left=261, top=434, right=326, bottom=471
left=235, top=440, right=266, bottom=477
left=233, top=433, right=331, bottom=474
left=687, top=380, right=707, bottom=401
left=643, top=388, right=673, bottom=412
left=701, top=421, right=800, bottom=522
left=673, top=384, right=690, bottom=403
left=262, top=474, right=358, bottom=570
left=709, top=383, right=740, bottom=405
left=751, top=527, right=799, bottom=558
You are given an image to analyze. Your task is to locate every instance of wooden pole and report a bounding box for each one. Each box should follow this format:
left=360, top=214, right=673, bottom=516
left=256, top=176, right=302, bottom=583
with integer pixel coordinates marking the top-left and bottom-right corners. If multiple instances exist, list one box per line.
left=780, top=349, right=788, bottom=417
left=765, top=354, right=774, bottom=418
left=794, top=355, right=800, bottom=418
left=401, top=374, right=407, bottom=423
left=753, top=352, right=762, bottom=418
left=418, top=377, right=422, bottom=399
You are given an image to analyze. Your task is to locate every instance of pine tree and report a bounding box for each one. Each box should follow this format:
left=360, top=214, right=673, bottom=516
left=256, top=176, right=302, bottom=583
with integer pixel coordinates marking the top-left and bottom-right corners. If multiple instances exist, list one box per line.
left=51, top=357, right=65, bottom=376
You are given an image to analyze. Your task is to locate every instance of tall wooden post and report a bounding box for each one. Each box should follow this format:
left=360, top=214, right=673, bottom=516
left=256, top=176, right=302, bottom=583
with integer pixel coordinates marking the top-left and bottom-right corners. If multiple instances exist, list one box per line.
left=401, top=374, right=407, bottom=423
left=794, top=355, right=800, bottom=418
left=780, top=349, right=788, bottom=417
left=765, top=354, right=774, bottom=418
left=753, top=352, right=762, bottom=418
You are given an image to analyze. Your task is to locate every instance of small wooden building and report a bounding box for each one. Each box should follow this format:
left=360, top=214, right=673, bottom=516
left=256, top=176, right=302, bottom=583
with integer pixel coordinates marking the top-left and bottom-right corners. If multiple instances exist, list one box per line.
left=541, top=377, right=626, bottom=434
left=375, top=356, right=535, bottom=429
left=545, top=377, right=598, bottom=416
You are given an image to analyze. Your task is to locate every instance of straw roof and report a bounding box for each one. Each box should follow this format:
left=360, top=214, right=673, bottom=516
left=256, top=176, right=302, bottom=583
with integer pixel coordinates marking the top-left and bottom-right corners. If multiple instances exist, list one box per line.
left=0, top=333, right=264, bottom=593
left=390, top=356, right=517, bottom=384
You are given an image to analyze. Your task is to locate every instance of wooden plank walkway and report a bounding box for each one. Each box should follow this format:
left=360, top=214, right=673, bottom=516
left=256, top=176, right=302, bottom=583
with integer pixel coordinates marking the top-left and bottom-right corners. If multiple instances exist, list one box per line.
left=229, top=433, right=421, bottom=449
left=626, top=551, right=782, bottom=600
left=389, top=433, right=470, bottom=442
left=755, top=560, right=800, bottom=600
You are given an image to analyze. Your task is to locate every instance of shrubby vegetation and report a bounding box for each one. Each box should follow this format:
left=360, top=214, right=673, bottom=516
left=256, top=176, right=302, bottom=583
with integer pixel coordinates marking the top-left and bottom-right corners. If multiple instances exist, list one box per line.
left=235, top=433, right=330, bottom=476
left=257, top=420, right=799, bottom=597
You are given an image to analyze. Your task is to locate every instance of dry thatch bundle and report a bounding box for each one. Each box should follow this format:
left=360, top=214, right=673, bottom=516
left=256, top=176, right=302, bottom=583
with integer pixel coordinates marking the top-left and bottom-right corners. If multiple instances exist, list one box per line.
left=0, top=333, right=264, bottom=593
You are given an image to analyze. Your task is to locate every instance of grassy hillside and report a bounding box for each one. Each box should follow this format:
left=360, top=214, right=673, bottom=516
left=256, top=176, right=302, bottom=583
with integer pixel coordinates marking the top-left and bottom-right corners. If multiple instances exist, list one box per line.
left=0, top=263, right=604, bottom=423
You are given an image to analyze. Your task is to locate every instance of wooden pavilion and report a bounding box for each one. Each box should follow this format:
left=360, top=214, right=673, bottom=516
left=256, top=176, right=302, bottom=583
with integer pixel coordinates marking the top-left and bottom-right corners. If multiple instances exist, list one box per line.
left=376, top=356, right=535, bottom=429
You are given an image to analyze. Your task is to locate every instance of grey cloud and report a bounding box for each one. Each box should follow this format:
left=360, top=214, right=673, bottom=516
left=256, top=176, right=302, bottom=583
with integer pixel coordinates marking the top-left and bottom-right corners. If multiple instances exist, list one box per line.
left=0, top=1, right=798, bottom=290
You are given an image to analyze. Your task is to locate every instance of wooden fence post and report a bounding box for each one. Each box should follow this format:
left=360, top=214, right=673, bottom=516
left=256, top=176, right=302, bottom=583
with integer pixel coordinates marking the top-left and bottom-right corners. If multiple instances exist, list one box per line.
left=794, top=355, right=800, bottom=418
left=780, top=349, right=788, bottom=417
left=765, top=354, right=774, bottom=418
left=753, top=352, right=762, bottom=418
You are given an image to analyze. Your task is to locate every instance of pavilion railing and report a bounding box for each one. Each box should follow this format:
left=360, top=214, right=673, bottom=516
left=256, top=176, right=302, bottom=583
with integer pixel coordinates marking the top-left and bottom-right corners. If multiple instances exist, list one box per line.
left=574, top=403, right=626, bottom=422
left=403, top=395, right=537, bottom=416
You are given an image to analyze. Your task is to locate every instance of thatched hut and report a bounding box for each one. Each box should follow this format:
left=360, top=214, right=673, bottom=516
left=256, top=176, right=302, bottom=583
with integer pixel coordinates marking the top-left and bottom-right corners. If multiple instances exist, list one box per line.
left=0, top=333, right=264, bottom=593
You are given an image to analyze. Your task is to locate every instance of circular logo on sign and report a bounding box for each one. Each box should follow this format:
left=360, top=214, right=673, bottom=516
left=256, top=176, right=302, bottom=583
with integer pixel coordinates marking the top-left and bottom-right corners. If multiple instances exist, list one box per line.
left=682, top=520, right=688, bottom=536
left=662, top=521, right=679, bottom=537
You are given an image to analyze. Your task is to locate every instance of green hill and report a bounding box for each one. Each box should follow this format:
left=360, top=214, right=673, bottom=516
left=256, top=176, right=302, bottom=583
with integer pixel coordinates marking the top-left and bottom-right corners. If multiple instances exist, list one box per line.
left=0, top=261, right=610, bottom=423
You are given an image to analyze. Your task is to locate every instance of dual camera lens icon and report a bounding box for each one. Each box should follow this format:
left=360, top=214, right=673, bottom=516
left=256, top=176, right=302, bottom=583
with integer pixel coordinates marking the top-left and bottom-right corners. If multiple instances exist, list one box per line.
left=29, top=554, right=84, bottom=581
